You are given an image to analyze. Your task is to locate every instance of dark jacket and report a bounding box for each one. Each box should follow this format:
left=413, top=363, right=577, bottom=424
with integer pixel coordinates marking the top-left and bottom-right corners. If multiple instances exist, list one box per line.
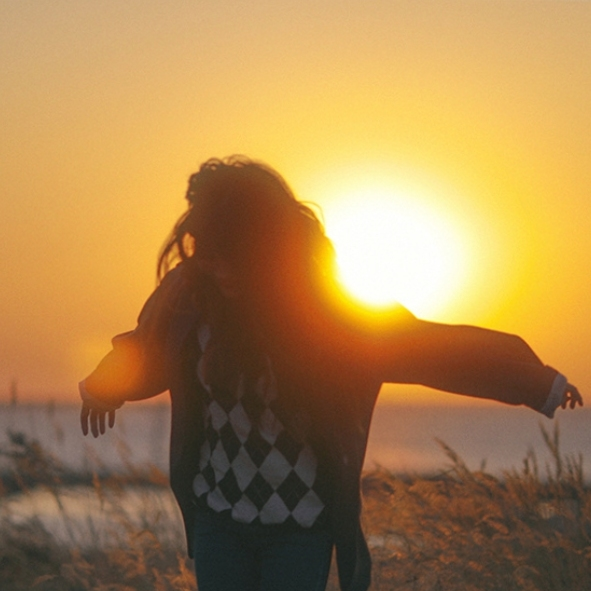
left=83, top=265, right=560, bottom=591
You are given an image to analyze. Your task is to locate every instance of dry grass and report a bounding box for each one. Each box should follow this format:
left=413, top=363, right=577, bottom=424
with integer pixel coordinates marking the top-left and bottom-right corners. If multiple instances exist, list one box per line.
left=0, top=430, right=195, bottom=591
left=358, top=424, right=590, bottom=591
left=1, top=424, right=590, bottom=590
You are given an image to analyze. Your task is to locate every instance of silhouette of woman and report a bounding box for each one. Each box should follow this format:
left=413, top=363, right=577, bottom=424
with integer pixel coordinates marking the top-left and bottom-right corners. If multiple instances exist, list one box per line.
left=80, top=156, right=582, bottom=591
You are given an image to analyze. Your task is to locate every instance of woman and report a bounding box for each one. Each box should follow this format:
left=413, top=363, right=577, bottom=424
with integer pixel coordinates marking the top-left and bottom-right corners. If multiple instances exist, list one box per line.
left=80, top=156, right=582, bottom=591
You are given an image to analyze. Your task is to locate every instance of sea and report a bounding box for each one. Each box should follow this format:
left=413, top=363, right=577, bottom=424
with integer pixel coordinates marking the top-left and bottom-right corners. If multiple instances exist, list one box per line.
left=1, top=399, right=589, bottom=548
left=1, top=398, right=589, bottom=478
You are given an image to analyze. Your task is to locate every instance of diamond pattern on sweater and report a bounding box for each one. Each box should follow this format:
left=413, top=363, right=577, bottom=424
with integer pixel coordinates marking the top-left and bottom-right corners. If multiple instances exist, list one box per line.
left=217, top=469, right=243, bottom=505
left=193, top=325, right=325, bottom=527
left=276, top=471, right=310, bottom=511
left=228, top=402, right=252, bottom=443
left=259, top=493, right=290, bottom=524
left=194, top=396, right=325, bottom=526
left=219, top=421, right=241, bottom=463
left=291, top=490, right=326, bottom=527
left=274, top=430, right=301, bottom=466
left=231, top=447, right=258, bottom=491
left=244, top=473, right=275, bottom=510
left=259, top=447, right=293, bottom=489
left=243, top=428, right=273, bottom=468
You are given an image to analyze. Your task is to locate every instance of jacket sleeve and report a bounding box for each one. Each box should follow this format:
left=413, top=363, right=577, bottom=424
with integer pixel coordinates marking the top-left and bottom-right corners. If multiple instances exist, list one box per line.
left=368, top=307, right=562, bottom=412
left=81, top=266, right=194, bottom=406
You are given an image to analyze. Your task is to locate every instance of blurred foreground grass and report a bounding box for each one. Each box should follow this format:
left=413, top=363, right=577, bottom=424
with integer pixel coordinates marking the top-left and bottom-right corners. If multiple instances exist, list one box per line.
left=1, top=424, right=589, bottom=591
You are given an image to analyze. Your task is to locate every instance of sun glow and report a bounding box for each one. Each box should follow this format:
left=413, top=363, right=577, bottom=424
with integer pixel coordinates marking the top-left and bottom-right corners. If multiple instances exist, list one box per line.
left=323, top=188, right=470, bottom=318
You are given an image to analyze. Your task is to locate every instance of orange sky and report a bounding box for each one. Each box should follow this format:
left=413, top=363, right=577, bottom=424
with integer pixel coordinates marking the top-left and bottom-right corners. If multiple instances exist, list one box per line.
left=1, top=0, right=590, bottom=404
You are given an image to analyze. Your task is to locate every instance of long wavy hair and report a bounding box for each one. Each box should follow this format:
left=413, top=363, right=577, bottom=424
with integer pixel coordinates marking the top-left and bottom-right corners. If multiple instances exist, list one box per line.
left=158, top=156, right=338, bottom=417
left=158, top=156, right=335, bottom=289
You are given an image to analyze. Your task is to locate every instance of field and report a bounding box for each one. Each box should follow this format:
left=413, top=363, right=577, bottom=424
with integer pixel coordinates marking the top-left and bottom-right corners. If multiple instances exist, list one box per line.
left=0, top=424, right=589, bottom=591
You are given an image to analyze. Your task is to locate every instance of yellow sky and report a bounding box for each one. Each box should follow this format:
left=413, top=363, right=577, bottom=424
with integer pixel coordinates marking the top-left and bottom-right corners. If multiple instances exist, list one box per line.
left=1, top=0, right=590, bottom=403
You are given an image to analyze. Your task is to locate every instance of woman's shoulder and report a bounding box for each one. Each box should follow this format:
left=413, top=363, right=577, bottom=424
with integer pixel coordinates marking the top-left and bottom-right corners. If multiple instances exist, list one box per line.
left=137, top=263, right=200, bottom=326
left=327, top=290, right=418, bottom=335
left=158, top=262, right=188, bottom=290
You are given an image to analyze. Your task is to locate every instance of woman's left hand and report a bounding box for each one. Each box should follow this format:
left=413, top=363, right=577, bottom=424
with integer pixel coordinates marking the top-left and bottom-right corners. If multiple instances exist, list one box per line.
left=562, top=383, right=583, bottom=410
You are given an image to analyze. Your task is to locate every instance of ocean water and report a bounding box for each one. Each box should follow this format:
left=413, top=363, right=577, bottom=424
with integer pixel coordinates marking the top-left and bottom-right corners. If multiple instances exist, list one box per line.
left=1, top=400, right=589, bottom=547
left=0, top=402, right=171, bottom=475
left=366, top=401, right=591, bottom=476
left=1, top=400, right=589, bottom=478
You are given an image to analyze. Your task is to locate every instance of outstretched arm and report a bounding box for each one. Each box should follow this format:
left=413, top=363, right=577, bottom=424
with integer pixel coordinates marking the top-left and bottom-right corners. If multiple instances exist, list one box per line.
left=79, top=265, right=194, bottom=437
left=79, top=329, right=170, bottom=437
left=371, top=313, right=583, bottom=414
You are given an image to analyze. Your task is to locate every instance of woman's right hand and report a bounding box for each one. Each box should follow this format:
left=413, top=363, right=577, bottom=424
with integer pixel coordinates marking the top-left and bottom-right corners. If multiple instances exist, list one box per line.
left=80, top=403, right=117, bottom=438
left=79, top=380, right=123, bottom=437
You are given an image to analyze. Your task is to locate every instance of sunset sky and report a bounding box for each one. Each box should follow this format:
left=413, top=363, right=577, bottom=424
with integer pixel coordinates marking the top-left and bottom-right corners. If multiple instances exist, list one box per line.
left=1, top=0, right=590, bottom=404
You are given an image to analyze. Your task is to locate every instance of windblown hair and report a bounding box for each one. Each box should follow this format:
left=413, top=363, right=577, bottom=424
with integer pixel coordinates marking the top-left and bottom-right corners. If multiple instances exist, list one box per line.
left=158, top=156, right=337, bottom=414
left=159, top=156, right=336, bottom=307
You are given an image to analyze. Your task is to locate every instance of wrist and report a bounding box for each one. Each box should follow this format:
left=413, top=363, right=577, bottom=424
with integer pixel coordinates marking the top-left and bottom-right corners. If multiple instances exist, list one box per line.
left=79, top=380, right=124, bottom=412
left=538, top=373, right=568, bottom=418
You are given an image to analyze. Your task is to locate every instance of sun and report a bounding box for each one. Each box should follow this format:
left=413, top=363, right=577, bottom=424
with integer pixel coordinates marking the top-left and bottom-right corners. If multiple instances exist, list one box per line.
left=322, top=188, right=469, bottom=318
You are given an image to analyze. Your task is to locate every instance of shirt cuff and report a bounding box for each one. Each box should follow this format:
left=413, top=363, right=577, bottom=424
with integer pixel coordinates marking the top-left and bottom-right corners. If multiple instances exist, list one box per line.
left=538, top=373, right=568, bottom=418
left=79, top=380, right=124, bottom=412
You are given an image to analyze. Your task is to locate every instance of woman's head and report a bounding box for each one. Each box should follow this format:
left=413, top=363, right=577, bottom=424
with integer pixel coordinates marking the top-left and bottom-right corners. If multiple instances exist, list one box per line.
left=159, top=156, right=336, bottom=309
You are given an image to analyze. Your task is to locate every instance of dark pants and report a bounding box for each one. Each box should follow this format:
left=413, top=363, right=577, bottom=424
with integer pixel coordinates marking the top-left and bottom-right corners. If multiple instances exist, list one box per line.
left=193, top=508, right=333, bottom=591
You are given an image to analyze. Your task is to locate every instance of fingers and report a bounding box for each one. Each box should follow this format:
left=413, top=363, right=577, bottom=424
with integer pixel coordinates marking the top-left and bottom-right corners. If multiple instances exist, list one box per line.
left=80, top=404, right=90, bottom=436
left=90, top=409, right=100, bottom=438
left=569, top=384, right=583, bottom=409
left=562, top=384, right=583, bottom=410
left=81, top=406, right=117, bottom=438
